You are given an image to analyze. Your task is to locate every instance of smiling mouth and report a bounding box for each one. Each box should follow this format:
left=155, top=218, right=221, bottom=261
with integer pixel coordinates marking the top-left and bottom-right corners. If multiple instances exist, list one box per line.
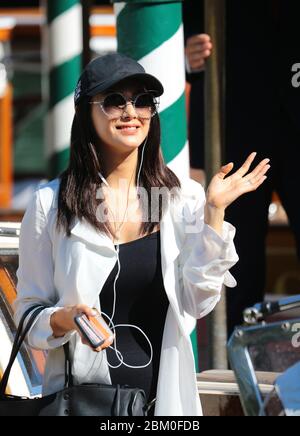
left=116, top=126, right=140, bottom=131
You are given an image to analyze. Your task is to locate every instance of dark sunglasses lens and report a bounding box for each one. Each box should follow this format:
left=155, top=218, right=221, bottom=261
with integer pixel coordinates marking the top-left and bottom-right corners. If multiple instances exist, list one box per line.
left=101, top=93, right=157, bottom=118
left=135, top=94, right=155, bottom=108
left=103, top=94, right=126, bottom=109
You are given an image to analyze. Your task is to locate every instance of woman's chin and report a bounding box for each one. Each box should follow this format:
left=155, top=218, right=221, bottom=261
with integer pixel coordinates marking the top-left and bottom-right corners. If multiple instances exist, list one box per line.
left=117, top=137, right=145, bottom=150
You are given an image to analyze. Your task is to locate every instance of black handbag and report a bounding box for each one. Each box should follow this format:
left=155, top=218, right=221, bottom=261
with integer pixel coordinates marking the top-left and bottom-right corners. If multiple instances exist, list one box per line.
left=0, top=306, right=149, bottom=416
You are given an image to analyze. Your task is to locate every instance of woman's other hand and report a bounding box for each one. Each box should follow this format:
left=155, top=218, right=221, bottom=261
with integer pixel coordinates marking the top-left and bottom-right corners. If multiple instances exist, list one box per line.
left=50, top=305, right=111, bottom=352
left=50, top=304, right=102, bottom=349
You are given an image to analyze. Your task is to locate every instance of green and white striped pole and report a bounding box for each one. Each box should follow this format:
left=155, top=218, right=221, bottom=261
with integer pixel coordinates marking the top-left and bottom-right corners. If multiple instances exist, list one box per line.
left=44, top=0, right=83, bottom=178
left=112, top=0, right=190, bottom=182
left=112, top=0, right=199, bottom=371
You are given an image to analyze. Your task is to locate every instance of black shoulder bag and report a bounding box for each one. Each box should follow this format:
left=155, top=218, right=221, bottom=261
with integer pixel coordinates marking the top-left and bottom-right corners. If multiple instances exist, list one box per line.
left=0, top=306, right=150, bottom=416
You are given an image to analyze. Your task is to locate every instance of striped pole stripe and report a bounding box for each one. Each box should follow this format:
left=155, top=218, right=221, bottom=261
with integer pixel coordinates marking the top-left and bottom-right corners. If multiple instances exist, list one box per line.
left=45, top=0, right=83, bottom=177
left=114, top=1, right=190, bottom=182
left=113, top=0, right=198, bottom=370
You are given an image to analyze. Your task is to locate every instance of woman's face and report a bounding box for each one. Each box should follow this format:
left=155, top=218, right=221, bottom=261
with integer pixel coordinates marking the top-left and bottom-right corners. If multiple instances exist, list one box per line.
left=91, top=80, right=152, bottom=154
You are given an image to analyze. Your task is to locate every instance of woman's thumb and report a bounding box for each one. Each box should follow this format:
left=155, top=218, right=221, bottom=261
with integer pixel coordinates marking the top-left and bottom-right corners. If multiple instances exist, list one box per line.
left=220, top=162, right=234, bottom=178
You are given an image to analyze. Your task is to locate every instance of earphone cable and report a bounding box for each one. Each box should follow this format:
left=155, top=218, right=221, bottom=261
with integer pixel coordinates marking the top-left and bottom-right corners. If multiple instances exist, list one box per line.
left=98, top=136, right=153, bottom=370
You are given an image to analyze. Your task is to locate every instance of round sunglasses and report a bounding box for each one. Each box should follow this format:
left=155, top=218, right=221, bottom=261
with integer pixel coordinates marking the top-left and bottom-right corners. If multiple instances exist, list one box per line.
left=89, top=91, right=160, bottom=119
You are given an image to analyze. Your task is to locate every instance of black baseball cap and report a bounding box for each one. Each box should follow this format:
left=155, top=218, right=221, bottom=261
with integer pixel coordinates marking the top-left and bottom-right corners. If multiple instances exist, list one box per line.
left=74, top=53, right=164, bottom=106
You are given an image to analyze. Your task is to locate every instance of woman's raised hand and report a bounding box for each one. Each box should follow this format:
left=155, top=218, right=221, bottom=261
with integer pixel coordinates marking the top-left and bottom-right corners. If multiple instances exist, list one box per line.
left=205, top=152, right=271, bottom=211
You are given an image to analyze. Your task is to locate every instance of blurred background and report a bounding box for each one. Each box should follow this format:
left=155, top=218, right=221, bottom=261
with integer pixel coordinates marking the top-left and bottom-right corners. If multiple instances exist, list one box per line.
left=0, top=0, right=113, bottom=210
left=0, top=1, right=298, bottom=294
left=0, top=0, right=300, bottom=376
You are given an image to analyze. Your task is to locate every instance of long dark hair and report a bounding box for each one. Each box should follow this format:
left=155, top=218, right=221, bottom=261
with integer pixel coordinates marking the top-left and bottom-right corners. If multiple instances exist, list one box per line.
left=56, top=97, right=182, bottom=238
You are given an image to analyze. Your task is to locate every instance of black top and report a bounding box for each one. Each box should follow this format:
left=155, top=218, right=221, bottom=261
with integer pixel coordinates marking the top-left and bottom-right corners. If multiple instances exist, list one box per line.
left=99, top=230, right=169, bottom=403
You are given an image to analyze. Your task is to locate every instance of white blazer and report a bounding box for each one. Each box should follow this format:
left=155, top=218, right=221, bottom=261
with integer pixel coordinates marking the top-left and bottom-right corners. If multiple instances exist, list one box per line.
left=14, top=176, right=239, bottom=416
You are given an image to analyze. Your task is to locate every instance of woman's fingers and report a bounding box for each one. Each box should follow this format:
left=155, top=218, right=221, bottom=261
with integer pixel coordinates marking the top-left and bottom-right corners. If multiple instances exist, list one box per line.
left=247, top=175, right=268, bottom=191
left=94, top=336, right=114, bottom=352
left=234, top=152, right=257, bottom=178
left=246, top=158, right=270, bottom=179
left=242, top=166, right=270, bottom=192
left=245, top=163, right=270, bottom=184
left=233, top=153, right=271, bottom=182
left=73, top=304, right=98, bottom=318
left=242, top=159, right=271, bottom=187
left=94, top=337, right=114, bottom=353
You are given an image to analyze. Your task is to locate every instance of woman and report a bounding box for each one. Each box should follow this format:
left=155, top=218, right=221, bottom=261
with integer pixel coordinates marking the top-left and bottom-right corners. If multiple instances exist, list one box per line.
left=14, top=53, right=270, bottom=416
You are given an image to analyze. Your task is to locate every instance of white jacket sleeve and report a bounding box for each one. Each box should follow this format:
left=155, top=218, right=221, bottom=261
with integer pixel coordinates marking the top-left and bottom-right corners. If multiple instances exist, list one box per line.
left=180, top=186, right=239, bottom=320
left=14, top=189, right=74, bottom=350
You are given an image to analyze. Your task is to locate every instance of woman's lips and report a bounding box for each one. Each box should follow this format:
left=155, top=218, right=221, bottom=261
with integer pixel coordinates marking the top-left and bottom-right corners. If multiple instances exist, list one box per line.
left=116, top=126, right=140, bottom=135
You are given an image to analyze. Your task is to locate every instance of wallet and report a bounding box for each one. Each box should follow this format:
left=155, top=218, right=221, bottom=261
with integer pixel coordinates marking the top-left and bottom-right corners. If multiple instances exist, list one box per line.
left=74, top=313, right=115, bottom=349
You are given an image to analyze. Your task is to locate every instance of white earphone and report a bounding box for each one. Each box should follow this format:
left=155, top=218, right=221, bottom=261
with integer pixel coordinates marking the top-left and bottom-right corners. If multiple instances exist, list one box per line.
left=98, top=173, right=109, bottom=187
left=98, top=136, right=153, bottom=369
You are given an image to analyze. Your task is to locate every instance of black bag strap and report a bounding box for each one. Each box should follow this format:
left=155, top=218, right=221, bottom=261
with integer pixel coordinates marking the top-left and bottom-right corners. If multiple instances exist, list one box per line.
left=63, top=342, right=74, bottom=388
left=0, top=306, right=154, bottom=409
left=10, top=305, right=43, bottom=356
left=0, top=305, right=45, bottom=396
left=5, top=305, right=45, bottom=374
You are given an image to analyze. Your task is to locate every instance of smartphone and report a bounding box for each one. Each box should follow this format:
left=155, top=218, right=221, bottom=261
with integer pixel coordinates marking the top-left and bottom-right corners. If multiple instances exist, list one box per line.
left=74, top=312, right=115, bottom=350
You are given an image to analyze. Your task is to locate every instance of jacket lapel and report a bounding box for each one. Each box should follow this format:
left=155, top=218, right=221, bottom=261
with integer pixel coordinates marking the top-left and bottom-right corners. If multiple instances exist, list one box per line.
left=70, top=202, right=185, bottom=262
left=70, top=217, right=115, bottom=252
left=69, top=203, right=187, bottom=329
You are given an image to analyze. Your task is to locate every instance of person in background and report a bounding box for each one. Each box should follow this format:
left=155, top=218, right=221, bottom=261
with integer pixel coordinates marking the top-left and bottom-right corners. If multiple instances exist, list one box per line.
left=183, top=0, right=212, bottom=186
left=184, top=0, right=300, bottom=336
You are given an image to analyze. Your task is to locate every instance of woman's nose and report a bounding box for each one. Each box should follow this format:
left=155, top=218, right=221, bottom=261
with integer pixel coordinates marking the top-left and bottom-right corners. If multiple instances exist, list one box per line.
left=121, top=102, right=138, bottom=118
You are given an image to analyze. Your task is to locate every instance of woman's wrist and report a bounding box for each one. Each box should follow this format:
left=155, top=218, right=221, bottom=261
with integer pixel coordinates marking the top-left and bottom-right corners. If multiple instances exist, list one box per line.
left=50, top=305, right=98, bottom=338
left=204, top=203, right=225, bottom=237
left=50, top=308, right=74, bottom=338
